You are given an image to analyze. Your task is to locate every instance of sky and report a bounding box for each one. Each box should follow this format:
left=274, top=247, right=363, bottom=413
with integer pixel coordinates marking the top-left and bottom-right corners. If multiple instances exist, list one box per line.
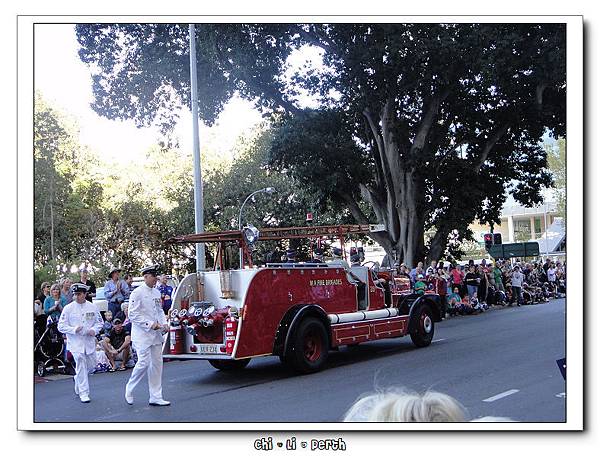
left=34, top=24, right=263, bottom=165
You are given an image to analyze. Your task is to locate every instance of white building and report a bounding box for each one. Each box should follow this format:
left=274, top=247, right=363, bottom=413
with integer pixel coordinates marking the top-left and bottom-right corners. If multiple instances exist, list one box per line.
left=360, top=194, right=565, bottom=263
left=470, top=192, right=561, bottom=245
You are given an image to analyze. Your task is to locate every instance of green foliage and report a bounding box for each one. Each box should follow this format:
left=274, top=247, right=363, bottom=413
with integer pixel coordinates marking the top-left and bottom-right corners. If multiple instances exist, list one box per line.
left=34, top=261, right=62, bottom=296
left=201, top=126, right=352, bottom=267
left=268, top=110, right=371, bottom=206
left=34, top=93, right=334, bottom=281
left=34, top=93, right=194, bottom=281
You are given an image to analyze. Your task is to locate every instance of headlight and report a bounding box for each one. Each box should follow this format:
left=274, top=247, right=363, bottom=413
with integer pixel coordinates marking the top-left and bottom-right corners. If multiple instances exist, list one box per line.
left=242, top=225, right=260, bottom=246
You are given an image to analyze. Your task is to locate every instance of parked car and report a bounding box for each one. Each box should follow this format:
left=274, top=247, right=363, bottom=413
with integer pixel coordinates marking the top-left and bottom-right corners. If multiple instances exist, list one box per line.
left=92, top=287, right=108, bottom=313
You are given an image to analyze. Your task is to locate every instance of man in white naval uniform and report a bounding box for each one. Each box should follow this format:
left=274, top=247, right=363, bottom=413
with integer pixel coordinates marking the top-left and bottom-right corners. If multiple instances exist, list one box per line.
left=125, top=265, right=170, bottom=406
left=58, top=283, right=103, bottom=403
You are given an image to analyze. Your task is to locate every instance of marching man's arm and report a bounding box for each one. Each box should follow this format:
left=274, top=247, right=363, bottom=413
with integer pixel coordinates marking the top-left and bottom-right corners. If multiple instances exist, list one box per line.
left=128, top=292, right=153, bottom=332
left=58, top=306, right=80, bottom=335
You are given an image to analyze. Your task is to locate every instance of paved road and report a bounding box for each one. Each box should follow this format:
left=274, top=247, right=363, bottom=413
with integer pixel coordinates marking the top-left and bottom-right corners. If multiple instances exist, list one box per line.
left=34, top=298, right=566, bottom=423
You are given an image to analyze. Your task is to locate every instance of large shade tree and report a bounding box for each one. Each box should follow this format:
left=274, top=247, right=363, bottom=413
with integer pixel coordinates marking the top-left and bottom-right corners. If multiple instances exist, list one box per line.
left=75, top=22, right=565, bottom=266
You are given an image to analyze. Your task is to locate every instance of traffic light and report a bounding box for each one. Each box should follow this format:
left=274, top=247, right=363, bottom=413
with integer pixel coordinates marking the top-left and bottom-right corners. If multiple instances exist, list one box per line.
left=493, top=233, right=502, bottom=245
left=484, top=233, right=493, bottom=250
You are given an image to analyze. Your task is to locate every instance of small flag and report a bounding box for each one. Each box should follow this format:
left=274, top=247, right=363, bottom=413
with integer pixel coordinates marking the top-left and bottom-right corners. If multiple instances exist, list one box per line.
left=556, top=358, right=566, bottom=380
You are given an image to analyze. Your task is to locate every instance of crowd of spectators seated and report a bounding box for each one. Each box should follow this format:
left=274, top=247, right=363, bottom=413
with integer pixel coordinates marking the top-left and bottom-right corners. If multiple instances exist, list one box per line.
left=398, top=257, right=566, bottom=318
left=255, top=246, right=566, bottom=319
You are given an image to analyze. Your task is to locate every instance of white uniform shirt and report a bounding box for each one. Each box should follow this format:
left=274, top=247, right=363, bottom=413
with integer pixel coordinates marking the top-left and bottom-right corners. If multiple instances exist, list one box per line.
left=128, top=283, right=167, bottom=349
left=58, top=300, right=103, bottom=354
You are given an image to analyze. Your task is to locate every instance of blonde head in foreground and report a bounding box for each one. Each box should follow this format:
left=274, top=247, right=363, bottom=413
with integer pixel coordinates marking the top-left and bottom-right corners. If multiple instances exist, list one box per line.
left=343, top=389, right=515, bottom=423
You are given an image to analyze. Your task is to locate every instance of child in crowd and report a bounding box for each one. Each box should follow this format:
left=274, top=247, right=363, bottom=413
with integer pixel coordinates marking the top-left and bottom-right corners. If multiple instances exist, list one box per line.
left=447, top=287, right=462, bottom=317
left=94, top=343, right=111, bottom=373
left=414, top=274, right=427, bottom=295
left=459, top=293, right=473, bottom=315
left=469, top=295, right=488, bottom=313
left=101, top=310, right=113, bottom=337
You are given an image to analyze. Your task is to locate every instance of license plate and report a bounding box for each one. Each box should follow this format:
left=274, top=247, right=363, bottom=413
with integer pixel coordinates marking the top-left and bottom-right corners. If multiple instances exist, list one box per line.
left=197, top=344, right=220, bottom=354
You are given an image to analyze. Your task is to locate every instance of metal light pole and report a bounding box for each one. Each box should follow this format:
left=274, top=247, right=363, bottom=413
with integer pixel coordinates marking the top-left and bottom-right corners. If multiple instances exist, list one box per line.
left=238, top=187, right=276, bottom=269
left=544, top=201, right=549, bottom=258
left=189, top=24, right=205, bottom=271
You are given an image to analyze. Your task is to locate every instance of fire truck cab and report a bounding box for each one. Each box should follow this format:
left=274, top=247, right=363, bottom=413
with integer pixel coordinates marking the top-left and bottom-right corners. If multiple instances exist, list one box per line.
left=164, top=225, right=442, bottom=373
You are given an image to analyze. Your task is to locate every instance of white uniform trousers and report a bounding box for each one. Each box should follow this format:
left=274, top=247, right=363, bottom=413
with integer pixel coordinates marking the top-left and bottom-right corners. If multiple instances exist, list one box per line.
left=73, top=352, right=96, bottom=398
left=125, top=343, right=164, bottom=403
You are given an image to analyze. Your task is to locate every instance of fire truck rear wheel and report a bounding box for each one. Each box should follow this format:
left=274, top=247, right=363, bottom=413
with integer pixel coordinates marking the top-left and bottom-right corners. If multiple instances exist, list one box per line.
left=287, top=317, right=329, bottom=373
left=208, top=358, right=251, bottom=372
left=409, top=304, right=435, bottom=347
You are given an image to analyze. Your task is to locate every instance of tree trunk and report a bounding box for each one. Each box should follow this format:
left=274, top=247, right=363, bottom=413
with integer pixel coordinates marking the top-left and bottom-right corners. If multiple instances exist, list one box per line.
left=360, top=89, right=452, bottom=269
left=428, top=229, right=447, bottom=263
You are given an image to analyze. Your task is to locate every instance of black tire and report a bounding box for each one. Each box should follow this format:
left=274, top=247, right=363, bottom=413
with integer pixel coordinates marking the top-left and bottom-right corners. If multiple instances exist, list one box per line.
left=36, top=361, right=46, bottom=377
left=208, top=358, right=251, bottom=371
left=409, top=304, right=435, bottom=348
left=286, top=317, right=329, bottom=373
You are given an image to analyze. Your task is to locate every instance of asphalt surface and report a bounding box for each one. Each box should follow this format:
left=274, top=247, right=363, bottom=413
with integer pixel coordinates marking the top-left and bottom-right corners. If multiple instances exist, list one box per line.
left=33, top=298, right=566, bottom=423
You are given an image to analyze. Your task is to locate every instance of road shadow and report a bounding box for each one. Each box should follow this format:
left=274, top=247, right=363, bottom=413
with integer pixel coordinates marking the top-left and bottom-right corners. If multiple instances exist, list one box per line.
left=194, top=337, right=428, bottom=388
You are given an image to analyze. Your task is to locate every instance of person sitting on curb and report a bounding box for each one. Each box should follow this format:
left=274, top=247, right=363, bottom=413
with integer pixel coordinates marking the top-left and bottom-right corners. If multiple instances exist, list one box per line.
left=101, top=318, right=132, bottom=371
left=447, top=287, right=462, bottom=317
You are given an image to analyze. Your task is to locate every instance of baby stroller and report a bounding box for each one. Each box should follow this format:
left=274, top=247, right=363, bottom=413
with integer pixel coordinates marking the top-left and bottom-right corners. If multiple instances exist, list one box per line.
left=34, top=314, right=71, bottom=377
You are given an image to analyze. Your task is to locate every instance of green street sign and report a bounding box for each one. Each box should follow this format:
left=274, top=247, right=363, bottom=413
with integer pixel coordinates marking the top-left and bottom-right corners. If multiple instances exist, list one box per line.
left=488, top=242, right=540, bottom=259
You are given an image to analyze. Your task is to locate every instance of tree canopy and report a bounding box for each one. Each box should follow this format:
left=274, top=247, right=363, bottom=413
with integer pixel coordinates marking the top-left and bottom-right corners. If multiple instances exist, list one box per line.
left=75, top=23, right=566, bottom=265
left=33, top=93, right=343, bottom=291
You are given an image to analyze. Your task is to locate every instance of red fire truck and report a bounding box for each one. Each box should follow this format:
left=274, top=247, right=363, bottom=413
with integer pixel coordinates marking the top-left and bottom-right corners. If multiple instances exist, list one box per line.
left=164, top=225, right=442, bottom=373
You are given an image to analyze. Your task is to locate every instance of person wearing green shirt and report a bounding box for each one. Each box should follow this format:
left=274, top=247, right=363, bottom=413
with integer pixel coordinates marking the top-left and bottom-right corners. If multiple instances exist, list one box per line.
left=414, top=274, right=427, bottom=295
left=493, top=263, right=504, bottom=292
left=447, top=287, right=462, bottom=316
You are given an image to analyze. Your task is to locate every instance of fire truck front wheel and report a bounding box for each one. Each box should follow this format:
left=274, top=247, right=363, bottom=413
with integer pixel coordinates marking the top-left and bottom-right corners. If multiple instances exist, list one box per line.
left=409, top=304, right=435, bottom=347
left=287, top=317, right=329, bottom=373
left=208, top=358, right=251, bottom=372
